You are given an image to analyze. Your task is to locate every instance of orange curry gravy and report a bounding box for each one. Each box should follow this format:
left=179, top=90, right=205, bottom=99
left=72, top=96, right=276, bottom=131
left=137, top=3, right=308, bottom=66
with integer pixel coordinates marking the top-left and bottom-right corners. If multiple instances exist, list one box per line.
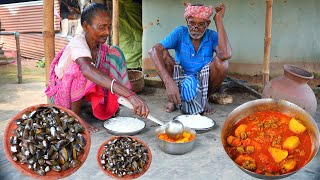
left=158, top=131, right=195, bottom=143
left=226, top=111, right=312, bottom=175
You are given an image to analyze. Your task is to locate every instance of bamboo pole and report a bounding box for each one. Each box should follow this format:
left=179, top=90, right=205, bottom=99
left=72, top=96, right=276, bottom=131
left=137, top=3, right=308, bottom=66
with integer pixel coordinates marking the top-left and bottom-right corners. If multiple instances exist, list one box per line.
left=15, top=32, right=22, bottom=84
left=0, top=32, right=22, bottom=83
left=263, top=0, right=273, bottom=87
left=112, top=0, right=119, bottom=46
left=43, top=0, right=55, bottom=88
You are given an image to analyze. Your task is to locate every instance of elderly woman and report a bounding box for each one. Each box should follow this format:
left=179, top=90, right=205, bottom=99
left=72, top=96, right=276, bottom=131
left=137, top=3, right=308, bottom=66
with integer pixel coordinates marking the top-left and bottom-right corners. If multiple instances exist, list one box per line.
left=45, top=3, right=149, bottom=133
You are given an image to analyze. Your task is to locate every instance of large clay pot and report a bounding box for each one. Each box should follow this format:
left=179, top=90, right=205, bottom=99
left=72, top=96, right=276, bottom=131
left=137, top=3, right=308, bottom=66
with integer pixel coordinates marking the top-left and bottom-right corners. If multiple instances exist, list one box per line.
left=262, top=65, right=317, bottom=116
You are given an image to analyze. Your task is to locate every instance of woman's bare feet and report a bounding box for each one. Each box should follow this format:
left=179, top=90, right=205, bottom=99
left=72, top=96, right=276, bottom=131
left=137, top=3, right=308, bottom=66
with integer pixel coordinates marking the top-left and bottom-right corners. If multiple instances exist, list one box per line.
left=79, top=114, right=99, bottom=134
left=72, top=100, right=99, bottom=134
left=201, top=101, right=215, bottom=115
left=164, top=102, right=176, bottom=113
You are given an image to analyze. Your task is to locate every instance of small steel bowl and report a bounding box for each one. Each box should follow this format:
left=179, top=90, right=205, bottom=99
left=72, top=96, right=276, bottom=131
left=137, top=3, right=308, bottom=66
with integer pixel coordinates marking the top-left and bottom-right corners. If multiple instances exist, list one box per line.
left=155, top=126, right=197, bottom=155
left=221, top=99, right=319, bottom=179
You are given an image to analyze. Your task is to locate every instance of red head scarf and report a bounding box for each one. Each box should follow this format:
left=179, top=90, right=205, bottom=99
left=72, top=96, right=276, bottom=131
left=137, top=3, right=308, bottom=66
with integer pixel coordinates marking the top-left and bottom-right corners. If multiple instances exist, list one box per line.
left=184, top=3, right=213, bottom=20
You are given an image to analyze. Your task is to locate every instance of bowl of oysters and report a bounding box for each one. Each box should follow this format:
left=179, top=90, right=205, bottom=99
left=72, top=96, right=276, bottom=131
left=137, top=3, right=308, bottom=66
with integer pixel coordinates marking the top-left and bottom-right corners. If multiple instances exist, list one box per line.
left=3, top=104, right=91, bottom=179
left=97, top=136, right=152, bottom=179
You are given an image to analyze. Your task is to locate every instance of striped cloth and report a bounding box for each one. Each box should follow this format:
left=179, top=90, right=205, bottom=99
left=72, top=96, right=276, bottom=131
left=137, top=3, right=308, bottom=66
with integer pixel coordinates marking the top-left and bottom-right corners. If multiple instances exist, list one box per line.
left=173, top=63, right=210, bottom=114
left=180, top=75, right=198, bottom=102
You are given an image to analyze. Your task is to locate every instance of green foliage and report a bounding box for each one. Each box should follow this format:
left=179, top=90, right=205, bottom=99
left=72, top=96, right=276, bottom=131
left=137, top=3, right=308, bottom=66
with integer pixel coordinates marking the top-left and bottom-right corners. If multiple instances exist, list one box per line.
left=36, top=57, right=45, bottom=68
left=313, top=73, right=320, bottom=79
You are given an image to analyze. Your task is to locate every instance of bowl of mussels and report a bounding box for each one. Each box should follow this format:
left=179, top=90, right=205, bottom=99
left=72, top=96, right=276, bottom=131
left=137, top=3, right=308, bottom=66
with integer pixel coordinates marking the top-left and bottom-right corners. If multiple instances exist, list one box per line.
left=97, top=136, right=152, bottom=179
left=3, top=104, right=91, bottom=179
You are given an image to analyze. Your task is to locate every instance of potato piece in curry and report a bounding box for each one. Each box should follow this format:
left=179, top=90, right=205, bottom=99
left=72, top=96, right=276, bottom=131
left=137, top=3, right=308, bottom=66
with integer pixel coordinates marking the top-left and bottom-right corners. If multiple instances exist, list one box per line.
left=289, top=118, right=306, bottom=134
left=283, top=136, right=300, bottom=150
left=268, top=147, right=288, bottom=163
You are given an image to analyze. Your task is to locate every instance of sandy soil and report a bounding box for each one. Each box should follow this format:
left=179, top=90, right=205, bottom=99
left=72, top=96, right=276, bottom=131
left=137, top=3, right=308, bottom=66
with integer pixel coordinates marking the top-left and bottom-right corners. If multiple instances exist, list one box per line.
left=0, top=61, right=319, bottom=180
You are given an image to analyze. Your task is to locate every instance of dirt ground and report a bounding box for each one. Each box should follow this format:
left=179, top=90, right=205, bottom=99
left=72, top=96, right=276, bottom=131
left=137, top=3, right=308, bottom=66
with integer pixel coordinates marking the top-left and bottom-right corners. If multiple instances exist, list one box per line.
left=0, top=59, right=45, bottom=84
left=0, top=60, right=319, bottom=180
left=1, top=59, right=319, bottom=90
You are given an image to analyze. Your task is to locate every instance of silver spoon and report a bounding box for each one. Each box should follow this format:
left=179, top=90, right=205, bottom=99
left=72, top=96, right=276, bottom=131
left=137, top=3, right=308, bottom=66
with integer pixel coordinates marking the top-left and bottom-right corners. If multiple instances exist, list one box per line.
left=118, top=96, right=184, bottom=139
left=165, top=120, right=184, bottom=140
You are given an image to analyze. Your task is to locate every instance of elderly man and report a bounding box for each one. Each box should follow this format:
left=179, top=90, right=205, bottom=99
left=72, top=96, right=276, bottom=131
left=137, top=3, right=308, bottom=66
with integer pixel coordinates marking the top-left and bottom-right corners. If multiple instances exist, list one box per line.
left=148, top=3, right=231, bottom=115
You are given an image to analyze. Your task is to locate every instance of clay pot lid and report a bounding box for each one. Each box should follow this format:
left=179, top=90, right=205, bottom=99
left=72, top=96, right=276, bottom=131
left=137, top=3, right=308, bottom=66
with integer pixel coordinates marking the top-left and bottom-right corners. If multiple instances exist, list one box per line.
left=97, top=136, right=152, bottom=179
left=3, top=104, right=91, bottom=179
left=283, top=64, right=314, bottom=80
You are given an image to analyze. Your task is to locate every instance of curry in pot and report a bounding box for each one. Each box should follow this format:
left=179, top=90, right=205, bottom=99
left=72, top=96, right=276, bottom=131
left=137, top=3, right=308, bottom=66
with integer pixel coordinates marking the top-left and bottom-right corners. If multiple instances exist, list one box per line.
left=226, top=111, right=312, bottom=175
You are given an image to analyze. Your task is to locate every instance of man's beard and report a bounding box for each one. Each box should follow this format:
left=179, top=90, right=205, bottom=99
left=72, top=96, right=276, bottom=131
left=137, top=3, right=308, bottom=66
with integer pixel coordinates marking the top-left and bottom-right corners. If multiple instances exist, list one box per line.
left=188, top=28, right=207, bottom=40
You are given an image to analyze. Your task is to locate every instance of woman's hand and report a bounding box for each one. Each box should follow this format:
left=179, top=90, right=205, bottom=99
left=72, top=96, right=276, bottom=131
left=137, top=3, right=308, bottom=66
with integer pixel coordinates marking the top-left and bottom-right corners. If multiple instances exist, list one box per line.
left=127, top=94, right=149, bottom=118
left=76, top=57, right=150, bottom=118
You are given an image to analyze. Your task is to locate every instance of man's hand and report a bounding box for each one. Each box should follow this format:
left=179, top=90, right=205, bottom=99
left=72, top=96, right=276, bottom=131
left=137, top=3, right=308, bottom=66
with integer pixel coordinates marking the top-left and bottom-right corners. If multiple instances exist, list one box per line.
left=213, top=3, right=226, bottom=22
left=165, top=80, right=181, bottom=106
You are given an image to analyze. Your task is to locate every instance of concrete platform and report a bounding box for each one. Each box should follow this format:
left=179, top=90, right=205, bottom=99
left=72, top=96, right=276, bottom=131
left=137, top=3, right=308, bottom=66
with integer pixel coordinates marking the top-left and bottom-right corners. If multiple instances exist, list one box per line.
left=0, top=82, right=319, bottom=180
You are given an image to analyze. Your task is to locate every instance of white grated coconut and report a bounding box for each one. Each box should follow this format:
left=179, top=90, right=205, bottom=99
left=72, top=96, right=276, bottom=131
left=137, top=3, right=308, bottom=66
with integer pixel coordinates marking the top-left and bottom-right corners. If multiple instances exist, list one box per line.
left=175, top=114, right=215, bottom=129
left=103, top=117, right=145, bottom=133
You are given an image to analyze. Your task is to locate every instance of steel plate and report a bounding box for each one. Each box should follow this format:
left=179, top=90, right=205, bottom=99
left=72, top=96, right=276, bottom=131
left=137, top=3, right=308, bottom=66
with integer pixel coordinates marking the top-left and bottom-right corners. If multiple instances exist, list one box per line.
left=103, top=117, right=146, bottom=136
left=173, top=114, right=216, bottom=132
